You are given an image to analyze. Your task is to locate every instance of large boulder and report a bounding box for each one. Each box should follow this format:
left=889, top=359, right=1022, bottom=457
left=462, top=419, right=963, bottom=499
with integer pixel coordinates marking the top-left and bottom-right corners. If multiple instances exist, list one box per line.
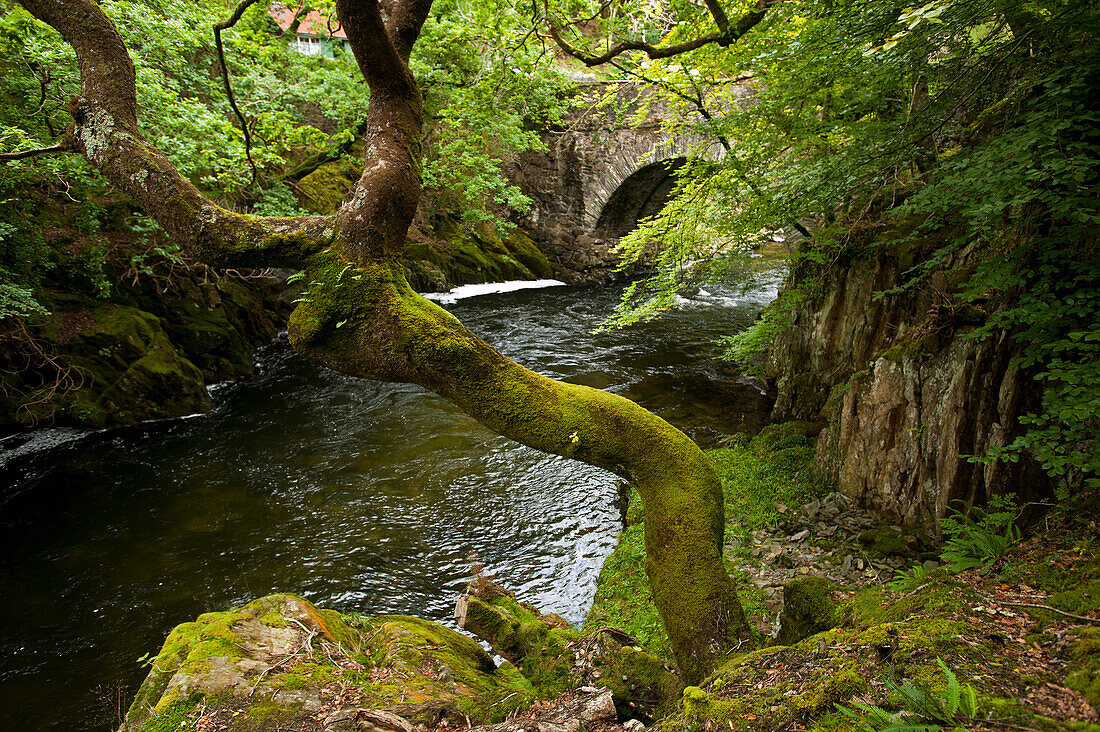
left=120, top=594, right=537, bottom=732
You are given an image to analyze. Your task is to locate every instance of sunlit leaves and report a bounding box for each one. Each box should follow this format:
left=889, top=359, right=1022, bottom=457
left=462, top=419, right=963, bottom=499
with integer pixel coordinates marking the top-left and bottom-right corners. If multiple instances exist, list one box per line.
left=413, top=0, right=571, bottom=230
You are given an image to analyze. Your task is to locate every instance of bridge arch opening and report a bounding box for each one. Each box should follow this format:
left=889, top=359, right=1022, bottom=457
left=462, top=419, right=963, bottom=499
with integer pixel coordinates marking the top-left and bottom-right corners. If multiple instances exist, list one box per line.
left=595, top=157, right=687, bottom=239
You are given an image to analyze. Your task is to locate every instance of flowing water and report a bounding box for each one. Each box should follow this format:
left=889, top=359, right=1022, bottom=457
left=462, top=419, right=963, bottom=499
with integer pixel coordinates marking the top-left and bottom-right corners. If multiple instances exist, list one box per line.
left=0, top=264, right=782, bottom=731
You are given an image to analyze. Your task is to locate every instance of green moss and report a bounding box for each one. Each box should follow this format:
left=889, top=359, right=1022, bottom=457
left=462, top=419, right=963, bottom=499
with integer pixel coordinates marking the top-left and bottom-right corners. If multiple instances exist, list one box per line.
left=1066, top=627, right=1100, bottom=707
left=133, top=702, right=198, bottom=732
left=775, top=577, right=839, bottom=646
left=597, top=640, right=682, bottom=719
left=175, top=609, right=251, bottom=678
left=877, top=338, right=923, bottom=364
left=858, top=525, right=912, bottom=557
left=294, top=159, right=359, bottom=214
left=56, top=305, right=211, bottom=427
left=259, top=611, right=286, bottom=628
left=517, top=627, right=578, bottom=697
left=244, top=699, right=298, bottom=726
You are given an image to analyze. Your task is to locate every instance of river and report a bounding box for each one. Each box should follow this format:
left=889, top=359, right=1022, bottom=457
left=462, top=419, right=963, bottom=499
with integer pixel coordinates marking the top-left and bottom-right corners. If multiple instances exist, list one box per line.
left=0, top=265, right=782, bottom=731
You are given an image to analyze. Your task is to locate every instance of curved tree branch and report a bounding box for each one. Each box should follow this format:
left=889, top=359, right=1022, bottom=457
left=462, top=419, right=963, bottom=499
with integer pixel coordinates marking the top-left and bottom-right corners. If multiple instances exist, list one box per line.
left=543, top=0, right=781, bottom=66
left=19, top=0, right=332, bottom=268
left=286, top=254, right=750, bottom=683
left=214, top=0, right=261, bottom=185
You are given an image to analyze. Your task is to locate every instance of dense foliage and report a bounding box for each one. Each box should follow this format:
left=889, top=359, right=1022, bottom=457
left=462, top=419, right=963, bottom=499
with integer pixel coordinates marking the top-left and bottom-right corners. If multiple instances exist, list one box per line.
left=553, top=0, right=1098, bottom=491
left=0, top=0, right=569, bottom=316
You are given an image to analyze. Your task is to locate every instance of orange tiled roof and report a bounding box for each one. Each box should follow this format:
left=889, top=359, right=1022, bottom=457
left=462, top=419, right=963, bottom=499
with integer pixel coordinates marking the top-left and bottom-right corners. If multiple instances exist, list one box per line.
left=271, top=5, right=347, bottom=39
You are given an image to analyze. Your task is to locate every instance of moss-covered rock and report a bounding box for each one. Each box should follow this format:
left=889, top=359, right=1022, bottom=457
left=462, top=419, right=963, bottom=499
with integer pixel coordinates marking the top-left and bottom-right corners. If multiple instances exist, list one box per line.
left=858, top=525, right=917, bottom=557
left=59, top=305, right=211, bottom=427
left=774, top=577, right=839, bottom=646
left=120, top=594, right=537, bottom=732
left=457, top=577, right=681, bottom=720
left=403, top=213, right=555, bottom=293
left=294, top=158, right=361, bottom=214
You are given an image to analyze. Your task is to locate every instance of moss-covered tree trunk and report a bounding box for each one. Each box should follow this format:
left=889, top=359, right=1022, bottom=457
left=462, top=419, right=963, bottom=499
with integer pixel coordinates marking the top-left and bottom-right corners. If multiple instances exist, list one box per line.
left=19, top=0, right=749, bottom=684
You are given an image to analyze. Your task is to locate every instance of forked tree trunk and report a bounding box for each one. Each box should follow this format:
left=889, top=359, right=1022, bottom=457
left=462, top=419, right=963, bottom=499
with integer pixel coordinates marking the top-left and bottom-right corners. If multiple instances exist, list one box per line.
left=19, top=0, right=750, bottom=684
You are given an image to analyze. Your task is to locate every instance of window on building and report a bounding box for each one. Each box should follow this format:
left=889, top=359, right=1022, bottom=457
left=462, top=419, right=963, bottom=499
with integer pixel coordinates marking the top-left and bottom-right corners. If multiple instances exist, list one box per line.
left=293, top=34, right=323, bottom=54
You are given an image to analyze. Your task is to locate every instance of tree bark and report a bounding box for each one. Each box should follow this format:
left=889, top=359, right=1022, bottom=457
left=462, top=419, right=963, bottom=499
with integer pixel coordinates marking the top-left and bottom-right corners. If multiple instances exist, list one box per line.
left=19, top=0, right=750, bottom=684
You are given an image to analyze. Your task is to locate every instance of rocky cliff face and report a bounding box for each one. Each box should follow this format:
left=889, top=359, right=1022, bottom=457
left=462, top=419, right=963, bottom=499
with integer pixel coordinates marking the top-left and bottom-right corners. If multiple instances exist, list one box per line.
left=766, top=247, right=1050, bottom=534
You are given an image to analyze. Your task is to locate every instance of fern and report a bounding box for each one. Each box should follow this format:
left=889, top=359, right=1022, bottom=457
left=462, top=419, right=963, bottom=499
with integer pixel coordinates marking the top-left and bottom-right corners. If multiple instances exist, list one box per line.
left=837, top=659, right=978, bottom=731
left=888, top=564, right=929, bottom=592
left=939, top=497, right=1021, bottom=573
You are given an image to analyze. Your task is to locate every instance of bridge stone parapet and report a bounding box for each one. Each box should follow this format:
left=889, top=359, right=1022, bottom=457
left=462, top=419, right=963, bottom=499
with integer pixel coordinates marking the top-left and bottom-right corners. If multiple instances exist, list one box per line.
left=507, top=81, right=741, bottom=281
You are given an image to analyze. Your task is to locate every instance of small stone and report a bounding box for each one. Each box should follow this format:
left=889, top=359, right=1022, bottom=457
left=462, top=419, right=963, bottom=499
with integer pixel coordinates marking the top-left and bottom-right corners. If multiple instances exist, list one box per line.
left=775, top=502, right=789, bottom=514
left=624, top=720, right=646, bottom=732
left=856, top=558, right=865, bottom=570
left=324, top=709, right=414, bottom=732
left=791, top=529, right=811, bottom=542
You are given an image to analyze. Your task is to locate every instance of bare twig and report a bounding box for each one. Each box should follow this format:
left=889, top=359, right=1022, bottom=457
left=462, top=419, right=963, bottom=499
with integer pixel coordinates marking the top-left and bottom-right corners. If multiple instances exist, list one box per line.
left=542, top=0, right=781, bottom=67
left=214, top=0, right=261, bottom=185
left=1004, top=602, right=1100, bottom=624
left=0, top=318, right=85, bottom=425
left=0, top=143, right=70, bottom=161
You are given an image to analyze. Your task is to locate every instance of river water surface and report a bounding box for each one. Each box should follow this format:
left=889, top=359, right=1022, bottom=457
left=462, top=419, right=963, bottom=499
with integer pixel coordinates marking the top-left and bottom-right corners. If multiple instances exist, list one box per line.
left=0, top=267, right=782, bottom=731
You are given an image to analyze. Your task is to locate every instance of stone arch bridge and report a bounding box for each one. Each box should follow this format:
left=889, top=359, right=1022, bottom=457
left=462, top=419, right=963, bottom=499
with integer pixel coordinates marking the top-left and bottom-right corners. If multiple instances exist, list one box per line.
left=507, top=81, right=745, bottom=281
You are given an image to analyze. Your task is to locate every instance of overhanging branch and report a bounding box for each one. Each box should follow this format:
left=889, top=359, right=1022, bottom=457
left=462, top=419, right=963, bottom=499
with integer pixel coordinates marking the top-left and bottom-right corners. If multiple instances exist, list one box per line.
left=214, top=0, right=261, bottom=185
left=543, top=0, right=781, bottom=66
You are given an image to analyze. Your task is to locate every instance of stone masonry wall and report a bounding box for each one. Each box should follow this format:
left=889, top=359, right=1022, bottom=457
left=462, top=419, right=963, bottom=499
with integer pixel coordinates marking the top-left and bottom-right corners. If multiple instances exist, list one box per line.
left=506, top=82, right=736, bottom=282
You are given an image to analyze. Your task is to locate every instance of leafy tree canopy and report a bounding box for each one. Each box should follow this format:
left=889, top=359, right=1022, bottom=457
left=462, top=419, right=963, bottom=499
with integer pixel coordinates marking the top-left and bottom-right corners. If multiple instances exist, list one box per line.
left=0, top=0, right=569, bottom=314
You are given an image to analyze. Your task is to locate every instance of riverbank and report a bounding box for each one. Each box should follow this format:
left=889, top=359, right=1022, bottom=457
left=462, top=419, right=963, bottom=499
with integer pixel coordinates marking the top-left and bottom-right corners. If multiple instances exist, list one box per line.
left=115, top=424, right=1099, bottom=731
left=585, top=425, right=1100, bottom=731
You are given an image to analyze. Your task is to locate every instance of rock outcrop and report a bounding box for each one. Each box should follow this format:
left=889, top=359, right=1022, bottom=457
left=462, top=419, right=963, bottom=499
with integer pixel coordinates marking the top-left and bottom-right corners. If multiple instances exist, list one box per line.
left=119, top=594, right=538, bottom=732
left=0, top=265, right=286, bottom=431
left=456, top=577, right=682, bottom=722
left=766, top=247, right=1050, bottom=533
left=118, top=586, right=679, bottom=732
